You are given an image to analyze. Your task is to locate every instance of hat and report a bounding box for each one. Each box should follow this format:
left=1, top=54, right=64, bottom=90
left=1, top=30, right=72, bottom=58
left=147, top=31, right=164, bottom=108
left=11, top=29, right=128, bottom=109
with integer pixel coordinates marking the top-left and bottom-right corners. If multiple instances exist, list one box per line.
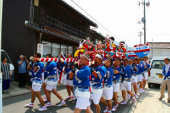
left=20, top=55, right=24, bottom=59
left=109, top=36, right=115, bottom=41
left=120, top=41, right=125, bottom=45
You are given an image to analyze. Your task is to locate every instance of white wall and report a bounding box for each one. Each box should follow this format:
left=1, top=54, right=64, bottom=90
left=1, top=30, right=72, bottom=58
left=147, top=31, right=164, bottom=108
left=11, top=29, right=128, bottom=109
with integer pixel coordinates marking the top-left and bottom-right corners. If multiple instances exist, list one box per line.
left=148, top=48, right=170, bottom=59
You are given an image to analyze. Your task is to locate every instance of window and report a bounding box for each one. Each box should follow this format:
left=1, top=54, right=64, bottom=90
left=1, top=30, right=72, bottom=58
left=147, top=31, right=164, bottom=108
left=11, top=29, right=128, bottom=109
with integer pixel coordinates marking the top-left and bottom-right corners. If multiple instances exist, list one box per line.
left=52, top=43, right=60, bottom=57
left=151, top=60, right=165, bottom=69
left=61, top=45, right=67, bottom=55
left=68, top=46, right=73, bottom=55
left=34, top=0, right=39, bottom=7
left=43, top=41, right=52, bottom=57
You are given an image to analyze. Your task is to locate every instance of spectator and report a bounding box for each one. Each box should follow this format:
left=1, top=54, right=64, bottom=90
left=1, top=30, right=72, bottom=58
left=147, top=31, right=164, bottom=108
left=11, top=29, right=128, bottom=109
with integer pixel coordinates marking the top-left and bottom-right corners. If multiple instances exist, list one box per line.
left=1, top=57, right=11, bottom=94
left=18, top=55, right=29, bottom=88
left=46, top=54, right=51, bottom=58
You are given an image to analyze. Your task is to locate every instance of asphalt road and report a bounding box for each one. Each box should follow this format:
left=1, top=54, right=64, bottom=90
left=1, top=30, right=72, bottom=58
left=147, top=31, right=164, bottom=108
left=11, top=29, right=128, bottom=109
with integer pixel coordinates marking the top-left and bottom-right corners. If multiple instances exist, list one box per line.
left=3, top=85, right=134, bottom=113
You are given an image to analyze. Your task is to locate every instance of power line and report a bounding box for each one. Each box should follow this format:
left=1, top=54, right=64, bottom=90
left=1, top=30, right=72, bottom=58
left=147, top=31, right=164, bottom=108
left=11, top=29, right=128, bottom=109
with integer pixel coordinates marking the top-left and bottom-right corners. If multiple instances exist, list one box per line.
left=70, top=0, right=124, bottom=41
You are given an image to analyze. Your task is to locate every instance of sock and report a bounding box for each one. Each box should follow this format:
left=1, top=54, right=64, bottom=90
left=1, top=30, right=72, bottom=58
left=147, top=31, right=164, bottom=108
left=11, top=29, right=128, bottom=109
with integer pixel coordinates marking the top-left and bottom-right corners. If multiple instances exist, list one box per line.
left=61, top=100, right=65, bottom=103
left=30, top=102, right=34, bottom=104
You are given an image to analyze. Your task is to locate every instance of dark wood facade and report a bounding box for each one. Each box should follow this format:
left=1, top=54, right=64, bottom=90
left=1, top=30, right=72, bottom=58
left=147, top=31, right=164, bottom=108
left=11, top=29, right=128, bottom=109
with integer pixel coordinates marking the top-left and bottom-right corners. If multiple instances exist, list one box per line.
left=2, top=0, right=97, bottom=81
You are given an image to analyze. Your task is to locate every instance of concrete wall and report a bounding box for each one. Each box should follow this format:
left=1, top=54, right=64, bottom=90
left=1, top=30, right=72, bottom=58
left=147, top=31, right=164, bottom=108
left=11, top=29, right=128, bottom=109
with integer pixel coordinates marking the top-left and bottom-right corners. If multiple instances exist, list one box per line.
left=148, top=48, right=170, bottom=59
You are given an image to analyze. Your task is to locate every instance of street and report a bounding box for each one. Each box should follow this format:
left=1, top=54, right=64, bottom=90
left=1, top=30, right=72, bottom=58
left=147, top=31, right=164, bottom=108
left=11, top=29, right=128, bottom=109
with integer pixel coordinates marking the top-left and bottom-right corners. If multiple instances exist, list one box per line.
left=3, top=84, right=170, bottom=113
left=3, top=85, right=133, bottom=113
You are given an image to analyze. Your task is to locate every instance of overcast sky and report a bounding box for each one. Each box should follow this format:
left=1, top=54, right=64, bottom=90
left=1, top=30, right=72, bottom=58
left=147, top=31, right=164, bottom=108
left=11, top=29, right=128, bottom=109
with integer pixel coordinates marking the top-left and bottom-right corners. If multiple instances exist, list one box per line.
left=63, top=0, right=170, bottom=47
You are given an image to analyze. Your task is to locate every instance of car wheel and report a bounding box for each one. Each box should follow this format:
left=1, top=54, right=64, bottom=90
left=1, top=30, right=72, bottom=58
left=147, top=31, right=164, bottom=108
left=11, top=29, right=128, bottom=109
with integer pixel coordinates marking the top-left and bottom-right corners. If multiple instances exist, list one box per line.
left=148, top=83, right=152, bottom=88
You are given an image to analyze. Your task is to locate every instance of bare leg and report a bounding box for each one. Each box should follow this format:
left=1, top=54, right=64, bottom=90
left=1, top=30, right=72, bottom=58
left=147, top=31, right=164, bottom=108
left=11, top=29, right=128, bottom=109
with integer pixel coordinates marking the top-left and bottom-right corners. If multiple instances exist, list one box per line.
left=139, top=81, right=143, bottom=89
left=46, top=91, right=51, bottom=102
left=70, top=86, right=74, bottom=95
left=94, top=104, right=101, bottom=113
left=127, top=91, right=135, bottom=97
left=31, top=89, right=36, bottom=103
left=133, top=82, right=138, bottom=94
left=74, top=108, right=82, bottom=113
left=122, top=90, right=126, bottom=101
left=113, top=92, right=118, bottom=106
left=143, top=79, right=146, bottom=89
left=107, top=100, right=112, bottom=111
left=100, top=97, right=108, bottom=107
left=52, top=89, right=64, bottom=101
left=85, top=106, right=93, bottom=113
left=35, top=91, right=45, bottom=106
left=66, top=85, right=71, bottom=96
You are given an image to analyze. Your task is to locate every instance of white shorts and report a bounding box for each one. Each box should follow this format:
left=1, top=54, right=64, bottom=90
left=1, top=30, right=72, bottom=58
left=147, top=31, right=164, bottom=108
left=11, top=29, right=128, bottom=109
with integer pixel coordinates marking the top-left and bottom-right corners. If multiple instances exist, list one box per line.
left=120, top=81, right=131, bottom=91
left=63, top=79, right=73, bottom=86
left=137, top=74, right=143, bottom=82
left=113, top=83, right=119, bottom=93
left=131, top=76, right=137, bottom=83
left=90, top=93, right=102, bottom=105
left=32, top=85, right=41, bottom=92
left=75, top=97, right=90, bottom=110
left=103, top=89, right=113, bottom=100
left=46, top=84, right=57, bottom=91
left=144, top=72, right=148, bottom=80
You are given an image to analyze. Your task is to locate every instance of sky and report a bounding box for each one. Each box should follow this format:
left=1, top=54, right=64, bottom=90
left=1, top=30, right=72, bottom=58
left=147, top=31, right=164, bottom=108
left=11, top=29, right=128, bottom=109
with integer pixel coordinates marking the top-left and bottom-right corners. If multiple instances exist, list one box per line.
left=63, top=0, right=170, bottom=47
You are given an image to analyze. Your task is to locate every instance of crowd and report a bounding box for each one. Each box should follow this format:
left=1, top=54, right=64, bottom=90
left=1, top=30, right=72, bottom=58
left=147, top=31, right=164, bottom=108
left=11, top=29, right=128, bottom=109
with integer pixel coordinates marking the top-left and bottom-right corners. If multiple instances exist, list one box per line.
left=22, top=50, right=151, bottom=113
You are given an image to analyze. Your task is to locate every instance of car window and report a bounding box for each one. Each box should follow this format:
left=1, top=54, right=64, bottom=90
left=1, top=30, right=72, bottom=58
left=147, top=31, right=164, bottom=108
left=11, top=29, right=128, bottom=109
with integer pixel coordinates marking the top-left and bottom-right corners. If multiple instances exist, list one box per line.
left=151, top=60, right=164, bottom=69
left=1, top=51, right=12, bottom=64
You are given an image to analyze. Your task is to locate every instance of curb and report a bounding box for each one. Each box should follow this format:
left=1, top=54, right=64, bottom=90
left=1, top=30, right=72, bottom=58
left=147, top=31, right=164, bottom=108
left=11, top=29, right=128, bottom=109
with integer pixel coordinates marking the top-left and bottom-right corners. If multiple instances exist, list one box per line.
left=3, top=83, right=64, bottom=99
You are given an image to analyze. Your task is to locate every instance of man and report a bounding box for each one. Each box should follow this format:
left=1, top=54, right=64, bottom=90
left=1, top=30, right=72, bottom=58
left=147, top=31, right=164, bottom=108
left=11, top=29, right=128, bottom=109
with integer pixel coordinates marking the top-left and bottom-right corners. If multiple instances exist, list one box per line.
left=100, top=57, right=113, bottom=113
left=43, top=54, right=52, bottom=101
left=142, top=56, right=150, bottom=92
left=129, top=58, right=138, bottom=99
left=18, top=55, right=29, bottom=88
left=69, top=53, right=93, bottom=113
left=112, top=58, right=122, bottom=111
left=90, top=54, right=107, bottom=113
left=134, top=57, right=143, bottom=94
left=120, top=58, right=136, bottom=104
left=64, top=53, right=75, bottom=100
left=44, top=58, right=67, bottom=107
left=159, top=57, right=170, bottom=103
left=140, top=58, right=145, bottom=93
left=25, top=59, right=47, bottom=111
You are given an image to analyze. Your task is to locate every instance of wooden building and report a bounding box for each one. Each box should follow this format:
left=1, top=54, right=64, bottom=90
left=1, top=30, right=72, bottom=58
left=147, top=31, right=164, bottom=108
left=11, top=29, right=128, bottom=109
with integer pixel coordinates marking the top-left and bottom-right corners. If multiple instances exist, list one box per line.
left=2, top=0, right=97, bottom=80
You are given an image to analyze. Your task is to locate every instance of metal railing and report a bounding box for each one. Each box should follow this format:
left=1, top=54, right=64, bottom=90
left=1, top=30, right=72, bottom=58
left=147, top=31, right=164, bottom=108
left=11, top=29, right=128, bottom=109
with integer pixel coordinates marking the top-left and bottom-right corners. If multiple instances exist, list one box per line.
left=39, top=15, right=87, bottom=39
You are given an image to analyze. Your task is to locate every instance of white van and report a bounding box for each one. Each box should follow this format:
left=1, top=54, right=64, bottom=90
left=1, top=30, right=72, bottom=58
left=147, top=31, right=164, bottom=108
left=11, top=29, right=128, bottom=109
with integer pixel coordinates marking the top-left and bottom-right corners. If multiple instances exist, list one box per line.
left=1, top=50, right=15, bottom=81
left=148, top=56, right=169, bottom=88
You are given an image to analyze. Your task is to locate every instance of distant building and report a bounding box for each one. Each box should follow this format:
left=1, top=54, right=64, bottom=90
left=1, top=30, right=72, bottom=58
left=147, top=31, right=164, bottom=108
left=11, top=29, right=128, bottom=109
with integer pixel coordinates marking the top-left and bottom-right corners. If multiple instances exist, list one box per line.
left=147, top=42, right=170, bottom=59
left=2, top=0, right=97, bottom=81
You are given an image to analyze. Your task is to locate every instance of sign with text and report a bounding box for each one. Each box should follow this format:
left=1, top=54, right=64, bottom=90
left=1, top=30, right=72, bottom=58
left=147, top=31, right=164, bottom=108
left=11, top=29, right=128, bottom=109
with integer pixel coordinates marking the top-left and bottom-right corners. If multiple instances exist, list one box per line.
left=134, top=44, right=150, bottom=57
left=37, top=44, right=43, bottom=58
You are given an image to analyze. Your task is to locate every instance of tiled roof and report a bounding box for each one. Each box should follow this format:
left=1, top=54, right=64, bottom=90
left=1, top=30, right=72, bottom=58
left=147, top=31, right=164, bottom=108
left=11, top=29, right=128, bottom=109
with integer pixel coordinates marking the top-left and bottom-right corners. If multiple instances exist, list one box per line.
left=57, top=0, right=97, bottom=27
left=147, top=42, right=170, bottom=49
left=25, top=22, right=82, bottom=43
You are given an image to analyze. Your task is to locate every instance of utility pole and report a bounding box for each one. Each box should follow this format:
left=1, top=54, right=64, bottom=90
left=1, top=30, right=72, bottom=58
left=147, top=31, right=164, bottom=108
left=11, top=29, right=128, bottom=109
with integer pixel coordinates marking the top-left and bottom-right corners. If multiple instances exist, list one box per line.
left=144, top=0, right=146, bottom=44
left=0, top=0, right=3, bottom=112
left=138, top=31, right=143, bottom=44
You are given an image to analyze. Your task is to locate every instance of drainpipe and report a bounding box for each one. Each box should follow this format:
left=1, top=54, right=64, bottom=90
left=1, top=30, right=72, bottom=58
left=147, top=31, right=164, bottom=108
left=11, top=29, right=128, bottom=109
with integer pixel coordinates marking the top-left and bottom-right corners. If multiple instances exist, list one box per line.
left=0, top=0, right=3, bottom=112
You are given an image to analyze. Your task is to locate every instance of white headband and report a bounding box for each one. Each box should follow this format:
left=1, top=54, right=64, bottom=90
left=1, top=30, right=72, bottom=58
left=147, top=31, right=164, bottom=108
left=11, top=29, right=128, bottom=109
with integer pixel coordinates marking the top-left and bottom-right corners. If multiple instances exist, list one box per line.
left=81, top=54, right=91, bottom=61
left=61, top=52, right=65, bottom=58
left=95, top=54, right=102, bottom=59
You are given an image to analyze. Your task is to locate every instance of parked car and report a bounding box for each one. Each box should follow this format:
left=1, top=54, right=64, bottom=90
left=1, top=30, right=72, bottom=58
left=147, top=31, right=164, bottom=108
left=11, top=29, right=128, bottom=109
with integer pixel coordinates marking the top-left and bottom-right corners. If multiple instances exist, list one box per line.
left=1, top=50, right=15, bottom=81
left=148, top=56, right=169, bottom=88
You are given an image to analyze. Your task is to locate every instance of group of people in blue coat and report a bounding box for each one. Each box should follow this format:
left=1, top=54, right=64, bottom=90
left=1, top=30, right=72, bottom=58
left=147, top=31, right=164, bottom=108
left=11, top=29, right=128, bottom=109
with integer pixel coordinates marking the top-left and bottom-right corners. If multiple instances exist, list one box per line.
left=24, top=52, right=151, bottom=113
left=68, top=53, right=150, bottom=113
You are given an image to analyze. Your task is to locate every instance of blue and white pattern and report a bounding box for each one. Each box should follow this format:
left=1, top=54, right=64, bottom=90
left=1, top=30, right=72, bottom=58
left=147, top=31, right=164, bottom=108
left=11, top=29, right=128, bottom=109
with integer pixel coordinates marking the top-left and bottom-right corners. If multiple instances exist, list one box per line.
left=32, top=78, right=42, bottom=86
left=74, top=86, right=90, bottom=98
